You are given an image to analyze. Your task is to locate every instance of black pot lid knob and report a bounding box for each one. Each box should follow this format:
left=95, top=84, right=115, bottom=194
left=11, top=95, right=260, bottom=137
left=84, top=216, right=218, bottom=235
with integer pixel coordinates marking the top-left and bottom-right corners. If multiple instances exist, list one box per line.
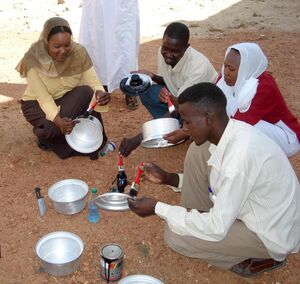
left=130, top=74, right=143, bottom=86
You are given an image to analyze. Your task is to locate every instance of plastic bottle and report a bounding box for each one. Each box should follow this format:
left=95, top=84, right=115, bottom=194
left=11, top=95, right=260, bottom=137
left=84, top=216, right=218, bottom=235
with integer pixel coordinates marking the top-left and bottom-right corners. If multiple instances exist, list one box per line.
left=88, top=188, right=100, bottom=223
left=99, top=141, right=116, bottom=157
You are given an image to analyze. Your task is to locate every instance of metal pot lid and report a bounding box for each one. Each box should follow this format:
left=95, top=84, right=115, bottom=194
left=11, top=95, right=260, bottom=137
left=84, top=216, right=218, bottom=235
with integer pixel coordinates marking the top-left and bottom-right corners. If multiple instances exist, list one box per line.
left=118, top=275, right=164, bottom=284
left=94, top=192, right=131, bottom=211
left=119, top=73, right=152, bottom=96
left=101, top=243, right=124, bottom=260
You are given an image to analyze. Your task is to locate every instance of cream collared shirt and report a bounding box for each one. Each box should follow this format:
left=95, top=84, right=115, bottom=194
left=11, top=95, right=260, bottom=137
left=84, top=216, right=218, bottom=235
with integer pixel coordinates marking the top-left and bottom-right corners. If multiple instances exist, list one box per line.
left=156, top=119, right=300, bottom=260
left=22, top=66, right=103, bottom=121
left=157, top=46, right=218, bottom=97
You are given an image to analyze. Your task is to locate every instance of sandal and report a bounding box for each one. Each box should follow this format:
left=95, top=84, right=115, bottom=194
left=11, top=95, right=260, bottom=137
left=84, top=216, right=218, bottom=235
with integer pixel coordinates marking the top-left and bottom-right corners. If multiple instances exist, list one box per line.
left=230, top=258, right=286, bottom=278
left=37, top=139, right=50, bottom=151
left=125, top=95, right=139, bottom=110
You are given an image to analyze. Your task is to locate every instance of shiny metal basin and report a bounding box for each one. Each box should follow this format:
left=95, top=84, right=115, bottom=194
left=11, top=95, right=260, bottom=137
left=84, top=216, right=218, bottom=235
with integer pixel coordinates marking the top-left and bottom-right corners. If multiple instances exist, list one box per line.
left=66, top=115, right=103, bottom=153
left=141, top=118, right=180, bottom=148
left=36, top=231, right=84, bottom=276
left=48, top=179, right=88, bottom=215
left=118, top=274, right=164, bottom=283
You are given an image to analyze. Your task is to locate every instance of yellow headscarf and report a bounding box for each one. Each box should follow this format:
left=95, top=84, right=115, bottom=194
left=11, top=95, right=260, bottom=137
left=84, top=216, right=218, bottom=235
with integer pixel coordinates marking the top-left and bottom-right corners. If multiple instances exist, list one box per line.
left=16, top=17, right=92, bottom=78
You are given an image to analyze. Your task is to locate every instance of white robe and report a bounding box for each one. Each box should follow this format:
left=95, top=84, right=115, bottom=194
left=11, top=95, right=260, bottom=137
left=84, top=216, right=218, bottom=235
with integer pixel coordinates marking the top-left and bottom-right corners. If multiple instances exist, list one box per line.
left=79, top=0, right=140, bottom=92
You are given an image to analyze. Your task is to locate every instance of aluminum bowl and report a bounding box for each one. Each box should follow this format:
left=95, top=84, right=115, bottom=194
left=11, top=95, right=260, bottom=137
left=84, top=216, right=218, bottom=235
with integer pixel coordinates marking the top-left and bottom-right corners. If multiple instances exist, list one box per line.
left=118, top=274, right=164, bottom=283
left=66, top=115, right=103, bottom=153
left=141, top=118, right=180, bottom=148
left=36, top=231, right=84, bottom=276
left=48, top=179, right=88, bottom=215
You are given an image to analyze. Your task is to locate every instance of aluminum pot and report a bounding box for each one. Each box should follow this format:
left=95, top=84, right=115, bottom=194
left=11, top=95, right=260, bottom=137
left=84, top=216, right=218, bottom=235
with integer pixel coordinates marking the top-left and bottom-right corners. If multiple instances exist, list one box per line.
left=48, top=179, right=88, bottom=215
left=141, top=117, right=180, bottom=148
left=66, top=115, right=103, bottom=153
left=36, top=231, right=84, bottom=276
left=118, top=274, right=164, bottom=284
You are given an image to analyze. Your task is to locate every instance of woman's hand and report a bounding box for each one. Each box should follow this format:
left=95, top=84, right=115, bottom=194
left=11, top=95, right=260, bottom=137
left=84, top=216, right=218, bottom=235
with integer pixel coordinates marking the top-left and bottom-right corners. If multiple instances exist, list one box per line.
left=96, top=90, right=110, bottom=105
left=163, top=128, right=189, bottom=144
left=53, top=115, right=77, bottom=134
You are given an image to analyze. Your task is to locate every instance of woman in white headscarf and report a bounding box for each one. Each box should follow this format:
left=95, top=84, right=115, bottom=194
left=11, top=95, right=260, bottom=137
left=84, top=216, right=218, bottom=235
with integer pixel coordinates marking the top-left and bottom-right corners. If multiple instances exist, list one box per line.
left=217, top=42, right=300, bottom=157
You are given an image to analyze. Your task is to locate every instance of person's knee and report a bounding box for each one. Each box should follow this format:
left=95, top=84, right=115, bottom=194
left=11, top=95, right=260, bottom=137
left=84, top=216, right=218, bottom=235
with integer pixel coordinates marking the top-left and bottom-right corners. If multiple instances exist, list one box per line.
left=140, top=85, right=162, bottom=105
left=77, top=85, right=94, bottom=99
left=164, top=224, right=181, bottom=252
left=33, top=121, right=61, bottom=140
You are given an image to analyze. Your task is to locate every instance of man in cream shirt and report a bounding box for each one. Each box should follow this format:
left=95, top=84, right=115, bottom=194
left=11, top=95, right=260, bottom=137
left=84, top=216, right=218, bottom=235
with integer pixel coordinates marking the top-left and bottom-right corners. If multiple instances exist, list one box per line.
left=119, top=22, right=217, bottom=157
left=128, top=83, right=300, bottom=278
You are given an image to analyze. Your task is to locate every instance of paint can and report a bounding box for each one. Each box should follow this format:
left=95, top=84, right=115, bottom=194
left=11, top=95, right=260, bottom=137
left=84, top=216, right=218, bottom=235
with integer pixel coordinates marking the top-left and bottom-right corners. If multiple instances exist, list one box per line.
left=100, top=243, right=124, bottom=282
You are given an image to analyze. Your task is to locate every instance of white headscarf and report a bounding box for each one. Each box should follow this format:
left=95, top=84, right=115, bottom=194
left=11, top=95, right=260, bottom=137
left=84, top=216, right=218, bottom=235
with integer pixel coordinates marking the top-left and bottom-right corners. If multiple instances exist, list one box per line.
left=217, top=42, right=268, bottom=116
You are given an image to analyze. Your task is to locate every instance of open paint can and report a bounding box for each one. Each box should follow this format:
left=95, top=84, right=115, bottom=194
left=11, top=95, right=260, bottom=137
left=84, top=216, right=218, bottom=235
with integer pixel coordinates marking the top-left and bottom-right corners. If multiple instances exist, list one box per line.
left=100, top=243, right=124, bottom=282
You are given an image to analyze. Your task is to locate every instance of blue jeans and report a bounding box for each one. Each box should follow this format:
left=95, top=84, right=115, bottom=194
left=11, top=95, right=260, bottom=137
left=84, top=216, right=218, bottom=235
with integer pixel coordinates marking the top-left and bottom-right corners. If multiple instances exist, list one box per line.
left=139, top=85, right=168, bottom=119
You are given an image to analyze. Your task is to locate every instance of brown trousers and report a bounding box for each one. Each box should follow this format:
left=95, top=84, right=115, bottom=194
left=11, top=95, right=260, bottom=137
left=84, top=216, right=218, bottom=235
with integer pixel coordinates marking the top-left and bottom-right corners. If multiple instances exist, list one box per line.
left=21, top=85, right=107, bottom=159
left=164, top=141, right=270, bottom=269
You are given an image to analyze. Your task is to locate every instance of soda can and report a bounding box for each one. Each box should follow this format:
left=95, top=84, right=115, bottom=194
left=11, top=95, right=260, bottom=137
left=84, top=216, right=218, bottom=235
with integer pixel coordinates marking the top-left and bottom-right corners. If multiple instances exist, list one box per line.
left=100, top=243, right=124, bottom=282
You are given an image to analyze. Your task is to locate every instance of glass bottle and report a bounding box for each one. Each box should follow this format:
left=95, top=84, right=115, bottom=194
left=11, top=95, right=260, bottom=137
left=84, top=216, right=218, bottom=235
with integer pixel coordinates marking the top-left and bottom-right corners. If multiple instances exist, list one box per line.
left=116, top=153, right=128, bottom=193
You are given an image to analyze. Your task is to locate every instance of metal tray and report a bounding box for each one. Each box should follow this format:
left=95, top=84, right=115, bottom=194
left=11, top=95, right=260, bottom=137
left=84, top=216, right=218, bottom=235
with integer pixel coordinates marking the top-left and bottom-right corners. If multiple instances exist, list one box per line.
left=94, top=192, right=132, bottom=211
left=118, top=275, right=164, bottom=284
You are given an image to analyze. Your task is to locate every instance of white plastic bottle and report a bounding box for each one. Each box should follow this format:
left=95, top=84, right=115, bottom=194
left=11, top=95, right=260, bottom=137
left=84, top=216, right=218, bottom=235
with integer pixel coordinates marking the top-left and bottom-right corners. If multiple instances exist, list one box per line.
left=99, top=141, right=116, bottom=157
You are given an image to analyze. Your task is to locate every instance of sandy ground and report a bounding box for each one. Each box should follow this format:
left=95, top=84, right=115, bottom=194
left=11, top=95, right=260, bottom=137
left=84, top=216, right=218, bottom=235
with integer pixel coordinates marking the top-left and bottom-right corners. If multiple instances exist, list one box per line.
left=0, top=0, right=300, bottom=283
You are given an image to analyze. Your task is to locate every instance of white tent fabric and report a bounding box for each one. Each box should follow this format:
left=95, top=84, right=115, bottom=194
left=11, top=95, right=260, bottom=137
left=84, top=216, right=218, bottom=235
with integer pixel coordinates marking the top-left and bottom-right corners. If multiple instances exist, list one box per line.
left=79, top=0, right=140, bottom=92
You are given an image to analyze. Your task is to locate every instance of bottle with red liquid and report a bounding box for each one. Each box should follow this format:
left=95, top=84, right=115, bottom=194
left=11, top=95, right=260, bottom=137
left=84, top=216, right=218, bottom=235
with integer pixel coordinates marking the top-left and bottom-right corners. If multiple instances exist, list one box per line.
left=115, top=153, right=128, bottom=193
left=129, top=162, right=144, bottom=198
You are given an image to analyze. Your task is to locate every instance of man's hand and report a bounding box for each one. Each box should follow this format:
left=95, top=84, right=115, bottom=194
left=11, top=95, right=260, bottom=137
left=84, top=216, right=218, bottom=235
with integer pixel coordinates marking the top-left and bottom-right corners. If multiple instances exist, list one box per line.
left=128, top=196, right=157, bottom=217
left=119, top=133, right=143, bottom=157
left=170, top=94, right=178, bottom=110
left=158, top=87, right=170, bottom=103
left=53, top=115, right=77, bottom=134
left=163, top=128, right=189, bottom=144
left=142, top=162, right=170, bottom=184
left=96, top=90, right=110, bottom=105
